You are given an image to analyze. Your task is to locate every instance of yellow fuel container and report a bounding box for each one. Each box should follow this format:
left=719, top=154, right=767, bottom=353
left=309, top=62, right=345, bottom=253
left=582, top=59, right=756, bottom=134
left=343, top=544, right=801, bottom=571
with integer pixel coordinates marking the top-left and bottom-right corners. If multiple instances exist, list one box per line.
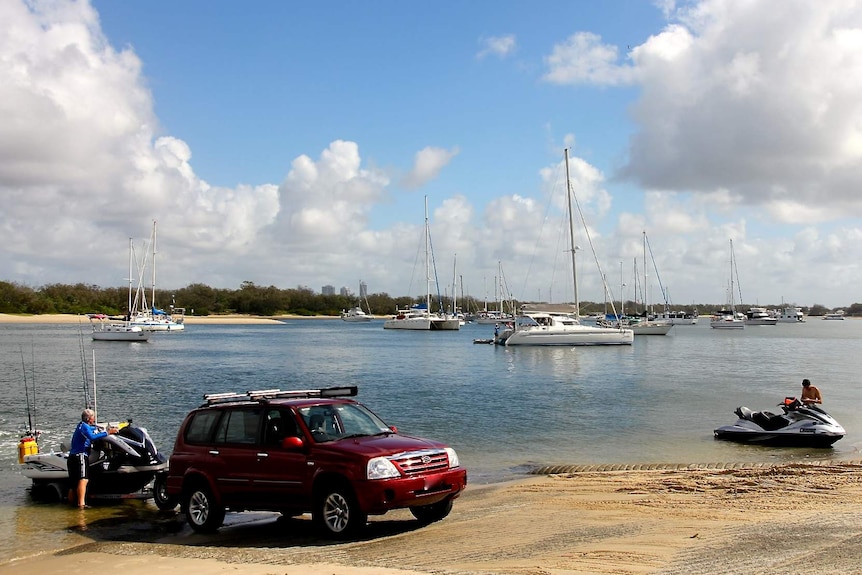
left=18, top=436, right=38, bottom=464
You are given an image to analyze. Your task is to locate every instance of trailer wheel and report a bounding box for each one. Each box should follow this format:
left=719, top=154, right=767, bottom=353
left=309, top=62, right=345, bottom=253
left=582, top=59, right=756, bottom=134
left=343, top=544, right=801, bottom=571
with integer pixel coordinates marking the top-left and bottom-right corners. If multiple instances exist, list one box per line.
left=153, top=473, right=179, bottom=511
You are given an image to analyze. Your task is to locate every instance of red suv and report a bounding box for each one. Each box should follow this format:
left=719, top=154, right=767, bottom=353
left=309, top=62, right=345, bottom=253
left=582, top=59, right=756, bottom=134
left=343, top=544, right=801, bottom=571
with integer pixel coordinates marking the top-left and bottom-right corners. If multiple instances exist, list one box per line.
left=165, top=386, right=467, bottom=537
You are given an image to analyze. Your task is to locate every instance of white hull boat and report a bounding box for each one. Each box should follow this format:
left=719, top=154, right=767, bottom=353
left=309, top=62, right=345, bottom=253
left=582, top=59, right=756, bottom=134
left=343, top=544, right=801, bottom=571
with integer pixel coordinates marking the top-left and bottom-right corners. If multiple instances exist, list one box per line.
left=87, top=314, right=149, bottom=341
left=341, top=306, right=373, bottom=322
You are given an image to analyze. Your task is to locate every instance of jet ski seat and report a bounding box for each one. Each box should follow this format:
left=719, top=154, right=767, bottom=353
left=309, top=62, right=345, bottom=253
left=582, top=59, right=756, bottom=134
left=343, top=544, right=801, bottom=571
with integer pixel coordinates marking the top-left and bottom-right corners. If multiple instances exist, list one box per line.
left=735, top=406, right=754, bottom=421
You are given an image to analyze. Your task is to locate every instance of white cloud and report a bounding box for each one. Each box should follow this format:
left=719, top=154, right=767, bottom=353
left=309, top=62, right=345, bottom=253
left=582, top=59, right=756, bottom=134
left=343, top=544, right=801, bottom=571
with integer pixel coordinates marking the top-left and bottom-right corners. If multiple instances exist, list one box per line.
left=477, top=34, right=517, bottom=60
left=543, top=32, right=636, bottom=86
left=621, top=0, right=862, bottom=222
left=400, top=146, right=460, bottom=190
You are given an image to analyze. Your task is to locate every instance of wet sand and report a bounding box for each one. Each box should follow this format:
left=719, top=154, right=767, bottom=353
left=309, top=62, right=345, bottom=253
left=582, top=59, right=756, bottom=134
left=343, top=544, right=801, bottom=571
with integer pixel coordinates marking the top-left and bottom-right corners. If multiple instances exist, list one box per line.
left=4, top=461, right=862, bottom=575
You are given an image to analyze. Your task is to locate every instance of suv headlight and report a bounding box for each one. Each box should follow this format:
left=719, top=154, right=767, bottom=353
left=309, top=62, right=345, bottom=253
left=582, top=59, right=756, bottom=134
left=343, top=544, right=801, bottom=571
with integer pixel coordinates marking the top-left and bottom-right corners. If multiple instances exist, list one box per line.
left=367, top=456, right=400, bottom=480
left=445, top=447, right=460, bottom=468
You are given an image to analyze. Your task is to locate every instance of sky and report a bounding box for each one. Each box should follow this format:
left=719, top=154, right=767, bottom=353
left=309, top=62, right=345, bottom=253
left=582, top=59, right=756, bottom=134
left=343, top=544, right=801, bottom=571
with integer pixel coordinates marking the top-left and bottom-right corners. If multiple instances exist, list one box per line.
left=2, top=0, right=862, bottom=310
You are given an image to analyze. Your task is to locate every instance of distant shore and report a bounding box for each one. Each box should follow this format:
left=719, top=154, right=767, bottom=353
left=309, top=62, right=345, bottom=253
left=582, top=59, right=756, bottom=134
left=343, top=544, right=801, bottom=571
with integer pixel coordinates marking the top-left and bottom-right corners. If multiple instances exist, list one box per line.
left=0, top=313, right=340, bottom=325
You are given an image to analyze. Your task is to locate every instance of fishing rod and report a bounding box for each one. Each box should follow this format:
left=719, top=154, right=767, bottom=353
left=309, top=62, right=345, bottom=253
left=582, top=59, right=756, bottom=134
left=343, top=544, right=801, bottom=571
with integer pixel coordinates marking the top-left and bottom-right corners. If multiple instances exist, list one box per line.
left=78, top=318, right=92, bottom=409
left=20, top=345, right=34, bottom=433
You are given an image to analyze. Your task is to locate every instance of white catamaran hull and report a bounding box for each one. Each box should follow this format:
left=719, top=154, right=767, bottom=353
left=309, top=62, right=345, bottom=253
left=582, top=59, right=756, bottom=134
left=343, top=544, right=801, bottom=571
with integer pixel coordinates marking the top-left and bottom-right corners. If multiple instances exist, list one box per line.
left=504, top=324, right=634, bottom=346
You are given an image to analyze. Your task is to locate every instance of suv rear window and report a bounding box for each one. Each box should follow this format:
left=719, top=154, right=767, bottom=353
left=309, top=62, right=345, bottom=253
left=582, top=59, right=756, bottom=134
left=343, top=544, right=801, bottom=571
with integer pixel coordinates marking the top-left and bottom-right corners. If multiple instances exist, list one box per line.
left=214, top=408, right=262, bottom=444
left=184, top=410, right=221, bottom=444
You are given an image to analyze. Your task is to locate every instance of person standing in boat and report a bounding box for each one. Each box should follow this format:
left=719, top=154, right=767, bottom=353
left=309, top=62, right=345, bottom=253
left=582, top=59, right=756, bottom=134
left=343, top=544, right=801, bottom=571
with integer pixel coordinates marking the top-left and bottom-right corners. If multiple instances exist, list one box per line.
left=800, top=378, right=822, bottom=405
left=67, top=408, right=116, bottom=509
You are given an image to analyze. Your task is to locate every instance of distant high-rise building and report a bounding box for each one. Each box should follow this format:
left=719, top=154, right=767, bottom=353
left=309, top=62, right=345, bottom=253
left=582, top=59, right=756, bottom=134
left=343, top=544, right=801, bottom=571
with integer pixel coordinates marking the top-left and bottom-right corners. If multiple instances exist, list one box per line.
left=359, top=280, right=368, bottom=299
left=321, top=285, right=335, bottom=296
left=339, top=286, right=350, bottom=297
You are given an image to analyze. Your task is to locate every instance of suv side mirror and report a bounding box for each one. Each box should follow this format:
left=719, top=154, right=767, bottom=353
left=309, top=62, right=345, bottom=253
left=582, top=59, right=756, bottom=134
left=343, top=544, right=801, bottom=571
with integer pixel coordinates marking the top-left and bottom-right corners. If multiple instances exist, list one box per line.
left=281, top=436, right=304, bottom=450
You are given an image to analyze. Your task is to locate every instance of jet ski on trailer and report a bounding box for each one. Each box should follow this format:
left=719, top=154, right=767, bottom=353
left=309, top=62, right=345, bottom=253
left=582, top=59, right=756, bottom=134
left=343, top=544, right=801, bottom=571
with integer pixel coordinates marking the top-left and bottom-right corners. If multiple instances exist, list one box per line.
left=18, top=420, right=177, bottom=509
left=714, top=397, right=845, bottom=447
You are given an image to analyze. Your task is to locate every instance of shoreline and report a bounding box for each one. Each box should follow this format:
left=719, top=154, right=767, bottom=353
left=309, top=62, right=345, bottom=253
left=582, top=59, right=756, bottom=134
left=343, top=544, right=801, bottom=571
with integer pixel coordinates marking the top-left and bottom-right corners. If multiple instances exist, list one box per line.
left=4, top=461, right=862, bottom=574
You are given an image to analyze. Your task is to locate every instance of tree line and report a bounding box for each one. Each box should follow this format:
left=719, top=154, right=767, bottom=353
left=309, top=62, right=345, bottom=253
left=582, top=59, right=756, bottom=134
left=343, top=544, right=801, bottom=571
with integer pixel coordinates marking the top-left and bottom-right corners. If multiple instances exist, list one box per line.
left=0, top=280, right=857, bottom=318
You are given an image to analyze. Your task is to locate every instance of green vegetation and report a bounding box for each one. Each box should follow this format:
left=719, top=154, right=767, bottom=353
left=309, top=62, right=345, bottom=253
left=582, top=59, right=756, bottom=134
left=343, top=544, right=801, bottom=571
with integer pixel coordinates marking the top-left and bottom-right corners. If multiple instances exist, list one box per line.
left=0, top=280, right=858, bottom=318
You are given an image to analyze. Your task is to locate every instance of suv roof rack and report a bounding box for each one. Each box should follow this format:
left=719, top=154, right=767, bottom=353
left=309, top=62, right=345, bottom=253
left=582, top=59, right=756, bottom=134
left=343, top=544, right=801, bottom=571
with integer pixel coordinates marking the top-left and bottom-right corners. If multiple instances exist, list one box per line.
left=202, top=386, right=358, bottom=406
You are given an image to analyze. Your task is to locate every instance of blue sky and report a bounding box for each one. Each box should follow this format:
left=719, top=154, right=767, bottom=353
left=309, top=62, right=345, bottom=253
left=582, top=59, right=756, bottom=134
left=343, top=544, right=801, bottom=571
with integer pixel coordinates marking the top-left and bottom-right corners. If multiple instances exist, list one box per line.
left=2, top=0, right=862, bottom=309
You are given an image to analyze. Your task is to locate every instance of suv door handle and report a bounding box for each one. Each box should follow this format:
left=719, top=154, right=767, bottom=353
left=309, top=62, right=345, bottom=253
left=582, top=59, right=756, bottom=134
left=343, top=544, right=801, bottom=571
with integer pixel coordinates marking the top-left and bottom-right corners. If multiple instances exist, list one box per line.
left=256, top=453, right=269, bottom=458
left=208, top=450, right=219, bottom=456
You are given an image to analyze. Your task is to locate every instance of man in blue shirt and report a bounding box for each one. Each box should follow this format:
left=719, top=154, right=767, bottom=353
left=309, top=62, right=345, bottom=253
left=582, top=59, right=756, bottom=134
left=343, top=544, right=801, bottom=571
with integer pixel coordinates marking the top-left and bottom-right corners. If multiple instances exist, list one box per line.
left=68, top=408, right=116, bottom=508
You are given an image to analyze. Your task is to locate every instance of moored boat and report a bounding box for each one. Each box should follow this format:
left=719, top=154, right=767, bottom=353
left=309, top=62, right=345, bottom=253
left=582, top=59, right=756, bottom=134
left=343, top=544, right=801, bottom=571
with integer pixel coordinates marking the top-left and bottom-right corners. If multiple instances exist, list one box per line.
left=341, top=306, right=373, bottom=322
left=745, top=307, right=777, bottom=326
left=87, top=314, right=149, bottom=342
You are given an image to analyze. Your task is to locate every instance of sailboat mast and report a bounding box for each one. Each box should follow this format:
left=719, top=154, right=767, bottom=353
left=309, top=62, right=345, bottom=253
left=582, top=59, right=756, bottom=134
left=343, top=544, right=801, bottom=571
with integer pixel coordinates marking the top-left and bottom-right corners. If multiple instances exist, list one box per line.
left=127, top=237, right=133, bottom=316
left=151, top=220, right=157, bottom=311
left=424, top=196, right=431, bottom=312
left=564, top=148, right=579, bottom=317
left=729, top=239, right=735, bottom=312
left=643, top=231, right=648, bottom=316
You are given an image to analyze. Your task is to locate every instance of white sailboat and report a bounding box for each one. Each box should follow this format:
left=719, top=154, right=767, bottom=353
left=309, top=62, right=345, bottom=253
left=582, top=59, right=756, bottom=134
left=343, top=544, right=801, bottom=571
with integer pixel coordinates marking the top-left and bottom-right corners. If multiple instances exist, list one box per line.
left=87, top=314, right=149, bottom=341
left=128, top=221, right=185, bottom=332
left=711, top=239, right=745, bottom=329
left=625, top=232, right=673, bottom=336
left=501, top=149, right=633, bottom=346
left=383, top=197, right=460, bottom=331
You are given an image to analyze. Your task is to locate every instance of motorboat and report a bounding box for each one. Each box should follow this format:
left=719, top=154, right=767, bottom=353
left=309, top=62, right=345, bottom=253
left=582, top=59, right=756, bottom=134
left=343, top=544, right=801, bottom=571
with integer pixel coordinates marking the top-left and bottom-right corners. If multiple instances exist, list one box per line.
left=777, top=306, right=805, bottom=323
left=710, top=309, right=745, bottom=329
left=714, top=397, right=845, bottom=447
left=654, top=310, right=698, bottom=325
left=19, top=420, right=175, bottom=509
left=823, top=311, right=846, bottom=320
left=744, top=307, right=777, bottom=326
left=341, top=306, right=373, bottom=322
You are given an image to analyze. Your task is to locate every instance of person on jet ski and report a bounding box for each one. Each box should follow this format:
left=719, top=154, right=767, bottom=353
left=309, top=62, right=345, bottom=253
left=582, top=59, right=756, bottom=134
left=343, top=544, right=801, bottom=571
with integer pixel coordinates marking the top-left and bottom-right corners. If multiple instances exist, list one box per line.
left=801, top=378, right=822, bottom=405
left=67, top=408, right=117, bottom=509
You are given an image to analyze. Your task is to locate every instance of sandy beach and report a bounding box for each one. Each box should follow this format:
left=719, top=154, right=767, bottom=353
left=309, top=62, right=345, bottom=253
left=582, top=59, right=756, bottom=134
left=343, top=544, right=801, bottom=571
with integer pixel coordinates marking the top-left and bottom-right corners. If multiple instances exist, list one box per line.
left=3, top=461, right=862, bottom=575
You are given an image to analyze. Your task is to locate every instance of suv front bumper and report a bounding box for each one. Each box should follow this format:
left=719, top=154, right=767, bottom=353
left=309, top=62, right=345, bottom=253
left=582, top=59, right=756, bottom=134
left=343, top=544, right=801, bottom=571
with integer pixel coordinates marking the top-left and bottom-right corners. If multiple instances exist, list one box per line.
left=356, top=467, right=467, bottom=515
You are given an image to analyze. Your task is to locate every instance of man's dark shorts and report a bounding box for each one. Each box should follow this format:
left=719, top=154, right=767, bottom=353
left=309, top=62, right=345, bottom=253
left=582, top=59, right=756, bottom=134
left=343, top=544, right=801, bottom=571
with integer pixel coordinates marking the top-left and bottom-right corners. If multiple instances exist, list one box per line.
left=67, top=453, right=89, bottom=480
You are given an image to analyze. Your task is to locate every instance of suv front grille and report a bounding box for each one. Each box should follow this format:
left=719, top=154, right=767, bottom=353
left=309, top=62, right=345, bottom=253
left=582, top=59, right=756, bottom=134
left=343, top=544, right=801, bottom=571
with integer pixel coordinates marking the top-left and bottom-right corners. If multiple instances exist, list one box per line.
left=391, top=449, right=449, bottom=476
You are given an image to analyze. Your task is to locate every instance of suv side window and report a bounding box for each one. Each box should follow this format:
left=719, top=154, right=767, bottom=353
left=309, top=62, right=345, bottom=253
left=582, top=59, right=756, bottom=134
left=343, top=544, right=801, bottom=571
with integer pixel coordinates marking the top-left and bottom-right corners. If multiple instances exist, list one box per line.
left=214, top=408, right=262, bottom=445
left=185, top=410, right=222, bottom=444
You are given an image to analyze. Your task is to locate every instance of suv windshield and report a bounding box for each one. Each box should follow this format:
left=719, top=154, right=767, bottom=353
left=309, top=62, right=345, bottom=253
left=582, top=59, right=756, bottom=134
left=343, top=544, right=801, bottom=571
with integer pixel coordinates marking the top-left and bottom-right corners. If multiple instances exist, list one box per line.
left=299, top=402, right=391, bottom=442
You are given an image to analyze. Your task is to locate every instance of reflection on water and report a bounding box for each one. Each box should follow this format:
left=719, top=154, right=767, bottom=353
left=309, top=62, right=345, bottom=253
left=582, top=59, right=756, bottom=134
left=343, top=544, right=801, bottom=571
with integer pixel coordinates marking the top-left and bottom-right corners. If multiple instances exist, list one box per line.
left=2, top=319, right=862, bottom=561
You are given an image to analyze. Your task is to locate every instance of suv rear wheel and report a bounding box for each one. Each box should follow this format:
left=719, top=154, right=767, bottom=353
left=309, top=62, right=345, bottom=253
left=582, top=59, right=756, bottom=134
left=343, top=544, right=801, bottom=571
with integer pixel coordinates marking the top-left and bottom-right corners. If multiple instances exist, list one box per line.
left=313, top=484, right=366, bottom=538
left=183, top=483, right=225, bottom=533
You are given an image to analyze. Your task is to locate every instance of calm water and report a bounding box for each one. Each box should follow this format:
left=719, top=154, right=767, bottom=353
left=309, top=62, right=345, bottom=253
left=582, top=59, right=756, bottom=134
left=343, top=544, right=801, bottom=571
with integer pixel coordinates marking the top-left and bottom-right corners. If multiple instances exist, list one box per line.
left=1, top=318, right=861, bottom=560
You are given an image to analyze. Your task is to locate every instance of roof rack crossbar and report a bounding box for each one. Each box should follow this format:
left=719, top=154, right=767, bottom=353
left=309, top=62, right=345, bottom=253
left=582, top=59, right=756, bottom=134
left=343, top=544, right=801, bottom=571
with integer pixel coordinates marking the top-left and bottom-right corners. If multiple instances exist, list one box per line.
left=203, top=386, right=358, bottom=405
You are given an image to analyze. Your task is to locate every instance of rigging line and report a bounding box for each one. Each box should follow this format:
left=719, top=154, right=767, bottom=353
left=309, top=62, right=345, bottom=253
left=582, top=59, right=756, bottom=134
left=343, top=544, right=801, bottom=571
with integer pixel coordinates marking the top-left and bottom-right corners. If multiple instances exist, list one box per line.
left=77, top=318, right=92, bottom=409
left=644, top=233, right=670, bottom=307
left=569, top=181, right=622, bottom=321
left=518, top=161, right=564, bottom=303
left=732, top=241, right=744, bottom=307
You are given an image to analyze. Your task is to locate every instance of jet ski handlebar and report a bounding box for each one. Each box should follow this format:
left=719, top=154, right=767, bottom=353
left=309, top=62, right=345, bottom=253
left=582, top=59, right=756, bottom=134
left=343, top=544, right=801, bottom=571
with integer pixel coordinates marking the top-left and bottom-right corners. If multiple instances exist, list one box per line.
left=780, top=397, right=803, bottom=411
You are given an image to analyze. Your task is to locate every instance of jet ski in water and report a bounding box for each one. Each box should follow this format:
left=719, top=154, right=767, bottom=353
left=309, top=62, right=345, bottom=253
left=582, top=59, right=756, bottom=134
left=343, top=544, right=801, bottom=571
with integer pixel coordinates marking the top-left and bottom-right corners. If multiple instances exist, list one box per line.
left=18, top=420, right=176, bottom=509
left=714, top=397, right=845, bottom=447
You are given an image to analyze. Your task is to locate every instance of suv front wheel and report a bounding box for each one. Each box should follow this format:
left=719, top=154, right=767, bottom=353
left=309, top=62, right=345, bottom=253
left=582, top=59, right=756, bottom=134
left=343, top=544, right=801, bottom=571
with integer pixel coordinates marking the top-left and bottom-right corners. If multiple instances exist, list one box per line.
left=313, top=484, right=367, bottom=538
left=183, top=482, right=225, bottom=533
left=410, top=497, right=453, bottom=524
